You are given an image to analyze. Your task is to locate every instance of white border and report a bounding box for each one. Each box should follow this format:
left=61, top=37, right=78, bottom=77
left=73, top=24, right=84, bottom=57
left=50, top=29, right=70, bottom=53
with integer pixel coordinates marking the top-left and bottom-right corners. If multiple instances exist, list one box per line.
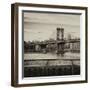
left=18, top=6, right=86, bottom=84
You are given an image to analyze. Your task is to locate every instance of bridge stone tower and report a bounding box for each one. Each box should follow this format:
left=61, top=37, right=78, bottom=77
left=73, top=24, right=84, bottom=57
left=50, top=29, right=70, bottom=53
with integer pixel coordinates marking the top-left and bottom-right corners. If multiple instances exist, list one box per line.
left=56, top=27, right=64, bottom=54
left=57, top=27, right=64, bottom=40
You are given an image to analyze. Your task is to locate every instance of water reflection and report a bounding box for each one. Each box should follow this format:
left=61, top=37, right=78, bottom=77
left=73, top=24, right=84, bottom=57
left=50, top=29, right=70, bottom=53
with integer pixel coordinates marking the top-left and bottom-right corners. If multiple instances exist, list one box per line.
left=24, top=52, right=80, bottom=60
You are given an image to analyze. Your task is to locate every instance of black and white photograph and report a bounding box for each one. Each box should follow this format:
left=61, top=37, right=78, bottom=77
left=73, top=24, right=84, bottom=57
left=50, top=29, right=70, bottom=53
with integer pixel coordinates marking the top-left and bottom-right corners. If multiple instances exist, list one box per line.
left=11, top=3, right=87, bottom=87
left=24, top=11, right=80, bottom=77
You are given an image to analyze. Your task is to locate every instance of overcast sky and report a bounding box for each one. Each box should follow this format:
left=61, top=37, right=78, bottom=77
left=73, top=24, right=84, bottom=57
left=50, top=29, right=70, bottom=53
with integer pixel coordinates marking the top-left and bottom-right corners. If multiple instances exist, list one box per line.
left=24, top=11, right=80, bottom=42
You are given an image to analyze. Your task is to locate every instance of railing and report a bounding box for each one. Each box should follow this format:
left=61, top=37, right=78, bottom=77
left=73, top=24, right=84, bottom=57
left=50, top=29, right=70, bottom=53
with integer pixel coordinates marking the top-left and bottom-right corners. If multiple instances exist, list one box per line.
left=24, top=59, right=80, bottom=77
left=24, top=59, right=80, bottom=67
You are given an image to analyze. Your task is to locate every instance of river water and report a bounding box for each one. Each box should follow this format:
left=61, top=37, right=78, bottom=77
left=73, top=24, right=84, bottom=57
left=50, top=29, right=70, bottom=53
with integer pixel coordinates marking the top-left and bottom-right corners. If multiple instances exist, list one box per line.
left=24, top=52, right=80, bottom=67
left=24, top=52, right=80, bottom=60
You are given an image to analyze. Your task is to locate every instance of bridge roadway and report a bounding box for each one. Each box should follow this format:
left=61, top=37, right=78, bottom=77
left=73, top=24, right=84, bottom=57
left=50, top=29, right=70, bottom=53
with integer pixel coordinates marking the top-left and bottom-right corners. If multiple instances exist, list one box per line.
left=29, top=39, right=80, bottom=45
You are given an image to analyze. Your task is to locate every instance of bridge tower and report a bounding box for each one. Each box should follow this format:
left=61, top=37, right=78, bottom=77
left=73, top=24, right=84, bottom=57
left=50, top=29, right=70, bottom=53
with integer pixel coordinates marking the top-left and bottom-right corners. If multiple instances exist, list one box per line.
left=56, top=27, right=64, bottom=54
